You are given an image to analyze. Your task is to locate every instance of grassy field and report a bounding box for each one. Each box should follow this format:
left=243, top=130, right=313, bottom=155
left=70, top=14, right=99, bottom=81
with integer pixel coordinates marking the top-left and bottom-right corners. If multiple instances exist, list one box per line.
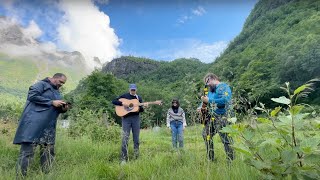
left=0, top=121, right=260, bottom=180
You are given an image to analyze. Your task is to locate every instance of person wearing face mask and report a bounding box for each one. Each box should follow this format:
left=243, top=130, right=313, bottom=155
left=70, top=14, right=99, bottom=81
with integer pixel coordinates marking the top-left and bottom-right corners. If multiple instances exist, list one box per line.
left=13, top=73, right=71, bottom=177
left=112, top=84, right=144, bottom=165
left=198, top=73, right=234, bottom=162
left=166, top=98, right=187, bottom=148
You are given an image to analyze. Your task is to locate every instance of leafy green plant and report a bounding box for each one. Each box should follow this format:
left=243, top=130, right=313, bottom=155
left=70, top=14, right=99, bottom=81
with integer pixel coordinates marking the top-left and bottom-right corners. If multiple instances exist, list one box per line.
left=68, top=109, right=121, bottom=143
left=222, top=79, right=320, bottom=179
left=0, top=100, right=24, bottom=122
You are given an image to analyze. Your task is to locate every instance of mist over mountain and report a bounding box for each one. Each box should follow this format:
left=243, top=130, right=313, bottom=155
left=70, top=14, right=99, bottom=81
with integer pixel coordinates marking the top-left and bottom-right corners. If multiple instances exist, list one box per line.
left=0, top=16, right=99, bottom=71
left=0, top=17, right=92, bottom=99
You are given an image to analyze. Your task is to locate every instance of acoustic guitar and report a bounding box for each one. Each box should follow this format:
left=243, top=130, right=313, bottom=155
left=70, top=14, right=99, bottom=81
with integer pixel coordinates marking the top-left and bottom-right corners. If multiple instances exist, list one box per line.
left=115, top=98, right=162, bottom=117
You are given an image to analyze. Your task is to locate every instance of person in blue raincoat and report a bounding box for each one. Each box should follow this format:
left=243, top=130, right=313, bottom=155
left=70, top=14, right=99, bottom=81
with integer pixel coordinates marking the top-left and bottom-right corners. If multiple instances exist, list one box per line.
left=13, top=73, right=71, bottom=176
left=198, top=73, right=234, bottom=162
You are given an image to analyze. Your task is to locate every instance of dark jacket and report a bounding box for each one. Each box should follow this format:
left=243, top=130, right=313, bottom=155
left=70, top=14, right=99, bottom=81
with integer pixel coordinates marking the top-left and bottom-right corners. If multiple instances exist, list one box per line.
left=13, top=78, right=64, bottom=145
left=112, top=93, right=144, bottom=118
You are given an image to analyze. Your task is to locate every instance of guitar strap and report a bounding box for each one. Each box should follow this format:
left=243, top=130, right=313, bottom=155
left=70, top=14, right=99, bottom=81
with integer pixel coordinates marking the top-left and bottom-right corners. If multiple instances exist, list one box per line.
left=135, top=94, right=139, bottom=101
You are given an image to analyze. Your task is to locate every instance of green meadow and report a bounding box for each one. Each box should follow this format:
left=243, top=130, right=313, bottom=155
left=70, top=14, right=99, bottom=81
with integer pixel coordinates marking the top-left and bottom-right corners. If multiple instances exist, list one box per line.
left=0, top=122, right=259, bottom=180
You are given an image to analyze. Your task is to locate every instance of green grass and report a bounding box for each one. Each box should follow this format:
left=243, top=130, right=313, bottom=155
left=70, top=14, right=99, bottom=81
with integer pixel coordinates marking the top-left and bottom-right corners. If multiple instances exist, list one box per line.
left=0, top=122, right=260, bottom=180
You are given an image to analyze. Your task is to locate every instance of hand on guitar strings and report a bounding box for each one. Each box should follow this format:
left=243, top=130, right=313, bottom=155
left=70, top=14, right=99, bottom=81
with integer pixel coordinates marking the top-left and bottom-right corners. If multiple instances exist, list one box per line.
left=201, top=96, right=209, bottom=103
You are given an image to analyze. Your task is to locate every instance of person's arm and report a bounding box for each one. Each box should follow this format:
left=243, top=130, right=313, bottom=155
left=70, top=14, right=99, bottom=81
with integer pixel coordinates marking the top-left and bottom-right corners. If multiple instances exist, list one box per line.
left=166, top=110, right=171, bottom=127
left=182, top=110, right=187, bottom=128
left=27, top=82, right=53, bottom=106
left=138, top=96, right=144, bottom=112
left=208, top=84, right=231, bottom=105
left=112, top=94, right=126, bottom=106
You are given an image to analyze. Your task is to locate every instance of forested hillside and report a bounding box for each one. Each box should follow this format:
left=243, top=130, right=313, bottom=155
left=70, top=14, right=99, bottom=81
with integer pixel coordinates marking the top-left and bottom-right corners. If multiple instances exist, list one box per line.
left=66, top=0, right=320, bottom=126
left=210, top=0, right=320, bottom=104
left=66, top=57, right=210, bottom=127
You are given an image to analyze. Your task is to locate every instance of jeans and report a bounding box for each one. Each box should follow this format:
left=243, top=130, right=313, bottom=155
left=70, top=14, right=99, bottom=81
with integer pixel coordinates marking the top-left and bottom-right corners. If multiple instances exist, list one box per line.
left=202, top=114, right=234, bottom=161
left=16, top=143, right=55, bottom=177
left=170, top=120, right=184, bottom=148
left=121, top=115, right=140, bottom=161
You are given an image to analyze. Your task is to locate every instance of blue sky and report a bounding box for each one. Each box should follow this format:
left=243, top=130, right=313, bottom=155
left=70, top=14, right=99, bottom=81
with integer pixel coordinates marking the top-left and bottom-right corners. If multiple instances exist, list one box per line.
left=0, top=0, right=257, bottom=64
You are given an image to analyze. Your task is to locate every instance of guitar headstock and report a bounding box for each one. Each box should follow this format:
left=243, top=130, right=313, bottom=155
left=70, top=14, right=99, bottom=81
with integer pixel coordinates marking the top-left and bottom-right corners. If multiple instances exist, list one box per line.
left=155, top=100, right=162, bottom=105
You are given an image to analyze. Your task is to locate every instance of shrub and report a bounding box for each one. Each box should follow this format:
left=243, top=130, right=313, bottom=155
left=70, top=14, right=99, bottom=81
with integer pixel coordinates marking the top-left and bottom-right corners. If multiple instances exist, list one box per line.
left=222, top=79, right=320, bottom=179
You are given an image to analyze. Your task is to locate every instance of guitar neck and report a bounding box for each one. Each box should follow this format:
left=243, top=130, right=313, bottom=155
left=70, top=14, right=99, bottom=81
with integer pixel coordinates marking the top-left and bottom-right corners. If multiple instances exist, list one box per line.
left=139, top=101, right=160, bottom=106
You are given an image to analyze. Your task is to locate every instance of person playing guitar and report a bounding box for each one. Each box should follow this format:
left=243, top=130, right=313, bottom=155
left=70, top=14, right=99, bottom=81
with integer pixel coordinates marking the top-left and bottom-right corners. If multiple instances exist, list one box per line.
left=112, top=84, right=144, bottom=164
left=112, top=84, right=161, bottom=164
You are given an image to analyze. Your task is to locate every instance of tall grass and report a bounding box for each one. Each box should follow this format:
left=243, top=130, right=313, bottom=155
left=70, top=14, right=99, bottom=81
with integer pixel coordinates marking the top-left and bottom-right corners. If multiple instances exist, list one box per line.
left=0, top=122, right=260, bottom=180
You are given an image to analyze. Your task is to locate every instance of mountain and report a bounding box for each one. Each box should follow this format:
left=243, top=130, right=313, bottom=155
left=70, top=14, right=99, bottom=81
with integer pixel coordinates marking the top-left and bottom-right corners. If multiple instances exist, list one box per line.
left=0, top=17, right=89, bottom=101
left=102, top=56, right=210, bottom=84
left=102, top=56, right=159, bottom=80
left=210, top=0, right=320, bottom=103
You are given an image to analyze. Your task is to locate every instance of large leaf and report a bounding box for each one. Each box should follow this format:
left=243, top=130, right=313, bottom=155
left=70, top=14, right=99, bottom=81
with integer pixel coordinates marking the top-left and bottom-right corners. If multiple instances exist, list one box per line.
left=233, top=144, right=252, bottom=156
left=300, top=138, right=320, bottom=154
left=257, top=117, right=271, bottom=124
left=293, top=84, right=307, bottom=96
left=254, top=107, right=265, bottom=111
left=304, top=154, right=320, bottom=165
left=259, top=138, right=281, bottom=148
left=271, top=96, right=291, bottom=105
left=290, top=105, right=304, bottom=116
left=271, top=106, right=282, bottom=117
left=278, top=115, right=291, bottom=125
left=249, top=159, right=271, bottom=171
left=242, top=129, right=255, bottom=141
left=281, top=150, right=296, bottom=164
left=220, top=125, right=237, bottom=135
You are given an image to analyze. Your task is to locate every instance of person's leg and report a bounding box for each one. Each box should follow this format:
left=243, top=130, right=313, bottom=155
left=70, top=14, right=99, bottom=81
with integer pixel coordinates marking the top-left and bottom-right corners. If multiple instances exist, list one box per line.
left=170, top=121, right=178, bottom=148
left=177, top=121, right=184, bottom=148
left=219, top=132, right=234, bottom=161
left=121, top=118, right=131, bottom=162
left=131, top=115, right=140, bottom=159
left=40, top=144, right=55, bottom=173
left=218, top=115, right=234, bottom=161
left=16, top=143, right=35, bottom=177
left=202, top=121, right=215, bottom=161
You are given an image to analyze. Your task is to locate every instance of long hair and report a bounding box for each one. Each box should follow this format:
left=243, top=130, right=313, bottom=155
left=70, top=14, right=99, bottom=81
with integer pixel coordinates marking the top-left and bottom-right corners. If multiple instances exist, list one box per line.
left=171, top=98, right=180, bottom=108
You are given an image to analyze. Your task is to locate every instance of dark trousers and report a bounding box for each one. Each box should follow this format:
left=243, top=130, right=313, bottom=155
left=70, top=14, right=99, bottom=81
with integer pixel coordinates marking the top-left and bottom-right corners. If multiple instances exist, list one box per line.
left=121, top=115, right=140, bottom=161
left=202, top=114, right=234, bottom=161
left=16, top=143, right=55, bottom=176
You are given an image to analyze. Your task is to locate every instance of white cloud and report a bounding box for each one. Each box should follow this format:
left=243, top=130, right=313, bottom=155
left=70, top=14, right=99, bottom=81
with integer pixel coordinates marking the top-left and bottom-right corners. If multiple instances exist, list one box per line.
left=94, top=0, right=109, bottom=5
left=177, top=15, right=192, bottom=24
left=177, top=5, right=206, bottom=25
left=0, top=18, right=58, bottom=57
left=0, top=44, right=41, bottom=57
left=154, top=39, right=228, bottom=63
left=192, top=6, right=206, bottom=16
left=39, top=42, right=57, bottom=54
left=22, top=20, right=42, bottom=39
left=57, top=0, right=120, bottom=68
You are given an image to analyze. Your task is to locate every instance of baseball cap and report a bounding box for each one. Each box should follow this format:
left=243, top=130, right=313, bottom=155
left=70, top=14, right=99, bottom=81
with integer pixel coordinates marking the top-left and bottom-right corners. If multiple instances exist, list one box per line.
left=129, top=84, right=137, bottom=90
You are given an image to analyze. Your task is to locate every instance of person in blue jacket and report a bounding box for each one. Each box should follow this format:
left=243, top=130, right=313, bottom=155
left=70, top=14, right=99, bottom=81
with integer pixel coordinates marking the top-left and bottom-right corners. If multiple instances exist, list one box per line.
left=198, top=73, right=234, bottom=162
left=13, top=73, right=71, bottom=176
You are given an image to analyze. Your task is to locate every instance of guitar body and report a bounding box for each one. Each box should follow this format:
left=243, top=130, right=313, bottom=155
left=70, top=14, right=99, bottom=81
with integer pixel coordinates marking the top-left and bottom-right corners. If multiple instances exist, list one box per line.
left=115, top=98, right=141, bottom=117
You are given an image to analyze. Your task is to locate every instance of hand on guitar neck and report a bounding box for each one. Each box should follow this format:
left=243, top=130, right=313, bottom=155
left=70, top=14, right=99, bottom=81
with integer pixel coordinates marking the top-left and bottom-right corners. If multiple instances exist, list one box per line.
left=115, top=98, right=162, bottom=117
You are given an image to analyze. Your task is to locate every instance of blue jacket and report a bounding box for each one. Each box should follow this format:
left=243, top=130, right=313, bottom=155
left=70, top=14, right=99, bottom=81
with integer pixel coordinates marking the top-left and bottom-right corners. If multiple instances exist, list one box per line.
left=13, top=78, right=64, bottom=145
left=207, top=82, right=232, bottom=115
